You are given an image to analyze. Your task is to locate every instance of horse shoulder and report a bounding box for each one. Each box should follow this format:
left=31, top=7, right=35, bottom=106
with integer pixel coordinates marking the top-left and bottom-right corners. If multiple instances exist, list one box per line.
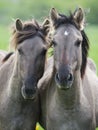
left=84, top=65, right=98, bottom=126
left=83, top=65, right=98, bottom=110
left=84, top=65, right=98, bottom=89
left=87, top=57, right=97, bottom=74
left=0, top=54, right=14, bottom=90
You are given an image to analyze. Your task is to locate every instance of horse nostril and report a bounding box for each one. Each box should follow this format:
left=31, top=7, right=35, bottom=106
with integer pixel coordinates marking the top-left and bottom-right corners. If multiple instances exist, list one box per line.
left=67, top=73, right=73, bottom=82
left=24, top=88, right=36, bottom=96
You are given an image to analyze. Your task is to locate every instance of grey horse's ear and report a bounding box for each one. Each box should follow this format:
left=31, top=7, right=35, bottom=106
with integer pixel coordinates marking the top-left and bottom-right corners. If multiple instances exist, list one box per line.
left=73, top=8, right=85, bottom=30
left=15, top=19, right=23, bottom=31
left=42, top=18, right=50, bottom=36
left=50, top=8, right=60, bottom=25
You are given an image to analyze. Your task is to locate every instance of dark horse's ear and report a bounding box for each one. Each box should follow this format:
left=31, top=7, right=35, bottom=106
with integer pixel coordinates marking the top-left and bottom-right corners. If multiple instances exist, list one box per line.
left=50, top=8, right=60, bottom=26
left=42, top=18, right=50, bottom=36
left=73, top=8, right=85, bottom=30
left=42, top=18, right=52, bottom=48
left=15, top=19, right=23, bottom=31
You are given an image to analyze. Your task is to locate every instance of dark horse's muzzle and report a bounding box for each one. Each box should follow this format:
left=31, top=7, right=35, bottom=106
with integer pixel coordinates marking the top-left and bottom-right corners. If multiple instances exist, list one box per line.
left=55, top=65, right=73, bottom=89
left=21, top=77, right=37, bottom=99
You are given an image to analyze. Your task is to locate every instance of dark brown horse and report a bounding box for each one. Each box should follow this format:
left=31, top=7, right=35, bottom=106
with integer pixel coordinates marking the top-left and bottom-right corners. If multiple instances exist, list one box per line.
left=39, top=8, right=98, bottom=130
left=0, top=18, right=50, bottom=130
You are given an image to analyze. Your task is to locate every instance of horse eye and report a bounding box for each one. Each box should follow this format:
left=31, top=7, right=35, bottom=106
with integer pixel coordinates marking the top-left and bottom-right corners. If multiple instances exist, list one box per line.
left=75, top=40, right=81, bottom=47
left=18, top=48, right=23, bottom=55
left=52, top=40, right=57, bottom=47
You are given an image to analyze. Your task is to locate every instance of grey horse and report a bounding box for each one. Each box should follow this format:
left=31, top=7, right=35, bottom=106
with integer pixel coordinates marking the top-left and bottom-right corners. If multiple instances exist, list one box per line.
left=38, top=8, right=98, bottom=130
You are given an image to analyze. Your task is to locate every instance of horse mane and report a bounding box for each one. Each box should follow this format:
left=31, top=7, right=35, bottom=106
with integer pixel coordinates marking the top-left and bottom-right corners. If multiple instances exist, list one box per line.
left=52, top=12, right=89, bottom=78
left=2, top=52, right=14, bottom=62
left=53, top=13, right=78, bottom=29
left=81, top=30, right=89, bottom=78
left=10, top=20, right=48, bottom=50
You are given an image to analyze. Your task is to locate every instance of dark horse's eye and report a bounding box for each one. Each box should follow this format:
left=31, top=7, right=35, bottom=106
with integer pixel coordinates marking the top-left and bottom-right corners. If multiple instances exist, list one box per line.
left=18, top=48, right=24, bottom=55
left=52, top=40, right=57, bottom=47
left=75, top=40, right=81, bottom=47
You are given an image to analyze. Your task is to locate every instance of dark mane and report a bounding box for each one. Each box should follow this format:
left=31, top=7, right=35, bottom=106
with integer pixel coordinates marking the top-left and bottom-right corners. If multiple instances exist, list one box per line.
left=2, top=52, right=14, bottom=62
left=81, top=30, right=89, bottom=78
left=53, top=13, right=79, bottom=30
left=10, top=20, right=47, bottom=49
left=53, top=13, right=89, bottom=78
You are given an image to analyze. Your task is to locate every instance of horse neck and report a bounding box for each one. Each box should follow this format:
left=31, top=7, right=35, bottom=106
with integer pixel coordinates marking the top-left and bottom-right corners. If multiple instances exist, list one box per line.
left=52, top=67, right=82, bottom=109
left=7, top=54, right=22, bottom=99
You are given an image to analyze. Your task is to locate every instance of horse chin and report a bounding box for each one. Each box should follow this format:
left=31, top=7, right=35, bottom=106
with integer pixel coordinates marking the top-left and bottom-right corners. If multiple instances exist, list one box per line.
left=22, top=93, right=36, bottom=100
left=57, top=84, right=72, bottom=90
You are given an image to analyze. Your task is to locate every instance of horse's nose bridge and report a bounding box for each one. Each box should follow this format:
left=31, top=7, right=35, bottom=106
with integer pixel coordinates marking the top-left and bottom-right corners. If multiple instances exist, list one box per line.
left=58, top=63, right=73, bottom=82
left=60, top=42, right=73, bottom=67
left=60, top=47, right=72, bottom=67
left=24, top=59, right=36, bottom=77
left=24, top=75, right=37, bottom=90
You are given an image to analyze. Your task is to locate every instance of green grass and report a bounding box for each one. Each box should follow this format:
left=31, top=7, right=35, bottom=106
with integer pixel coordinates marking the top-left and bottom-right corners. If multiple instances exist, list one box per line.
left=0, top=25, right=10, bottom=50
left=0, top=25, right=98, bottom=130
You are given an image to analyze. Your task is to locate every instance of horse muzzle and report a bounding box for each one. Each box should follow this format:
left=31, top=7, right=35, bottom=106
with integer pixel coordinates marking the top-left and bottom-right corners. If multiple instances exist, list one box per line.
left=21, top=85, right=37, bottom=100
left=55, top=72, right=73, bottom=89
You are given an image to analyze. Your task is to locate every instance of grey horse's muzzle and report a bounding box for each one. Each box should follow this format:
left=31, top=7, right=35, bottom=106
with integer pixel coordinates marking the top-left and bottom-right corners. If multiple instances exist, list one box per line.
left=55, top=65, right=74, bottom=89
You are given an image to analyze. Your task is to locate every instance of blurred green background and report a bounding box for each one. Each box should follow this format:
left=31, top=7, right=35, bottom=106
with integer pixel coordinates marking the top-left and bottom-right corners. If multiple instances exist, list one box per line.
left=0, top=0, right=98, bottom=129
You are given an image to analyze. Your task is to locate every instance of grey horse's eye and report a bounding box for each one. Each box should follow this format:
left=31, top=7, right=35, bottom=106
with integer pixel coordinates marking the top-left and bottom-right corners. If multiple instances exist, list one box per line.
left=75, top=40, right=81, bottom=47
left=18, top=48, right=24, bottom=55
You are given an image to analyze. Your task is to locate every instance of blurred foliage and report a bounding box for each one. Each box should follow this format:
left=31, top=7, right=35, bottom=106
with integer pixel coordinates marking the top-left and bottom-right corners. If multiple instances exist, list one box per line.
left=0, top=0, right=98, bottom=25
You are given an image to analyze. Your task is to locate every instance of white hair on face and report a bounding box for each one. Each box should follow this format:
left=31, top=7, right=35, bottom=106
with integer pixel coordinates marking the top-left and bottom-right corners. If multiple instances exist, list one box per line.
left=64, top=31, right=69, bottom=36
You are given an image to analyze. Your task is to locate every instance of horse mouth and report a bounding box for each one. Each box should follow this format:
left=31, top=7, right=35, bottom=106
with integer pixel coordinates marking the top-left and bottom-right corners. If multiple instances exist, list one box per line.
left=57, top=82, right=72, bottom=90
left=21, top=86, right=37, bottom=100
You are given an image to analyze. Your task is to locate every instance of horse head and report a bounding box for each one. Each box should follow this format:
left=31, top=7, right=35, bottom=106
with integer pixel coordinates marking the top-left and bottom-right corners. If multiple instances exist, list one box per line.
left=10, top=18, right=50, bottom=99
left=50, top=8, right=89, bottom=89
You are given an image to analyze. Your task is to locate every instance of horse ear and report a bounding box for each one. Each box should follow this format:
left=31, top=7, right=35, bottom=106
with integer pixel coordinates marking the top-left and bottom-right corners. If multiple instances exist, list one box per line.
left=50, top=8, right=60, bottom=25
left=42, top=18, right=50, bottom=36
left=42, top=19, right=52, bottom=48
left=15, top=19, right=23, bottom=31
left=73, top=8, right=85, bottom=30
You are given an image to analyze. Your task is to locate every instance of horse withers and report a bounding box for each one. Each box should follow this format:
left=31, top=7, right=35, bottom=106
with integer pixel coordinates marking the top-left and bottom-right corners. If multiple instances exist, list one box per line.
left=0, top=18, right=50, bottom=130
left=39, top=8, right=98, bottom=130
left=0, top=50, right=7, bottom=66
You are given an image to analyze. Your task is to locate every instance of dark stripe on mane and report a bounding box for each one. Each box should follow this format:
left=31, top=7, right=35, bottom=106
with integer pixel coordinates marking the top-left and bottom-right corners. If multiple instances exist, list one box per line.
left=2, top=52, right=14, bottom=62
left=81, top=30, right=89, bottom=78
left=53, top=13, right=89, bottom=78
